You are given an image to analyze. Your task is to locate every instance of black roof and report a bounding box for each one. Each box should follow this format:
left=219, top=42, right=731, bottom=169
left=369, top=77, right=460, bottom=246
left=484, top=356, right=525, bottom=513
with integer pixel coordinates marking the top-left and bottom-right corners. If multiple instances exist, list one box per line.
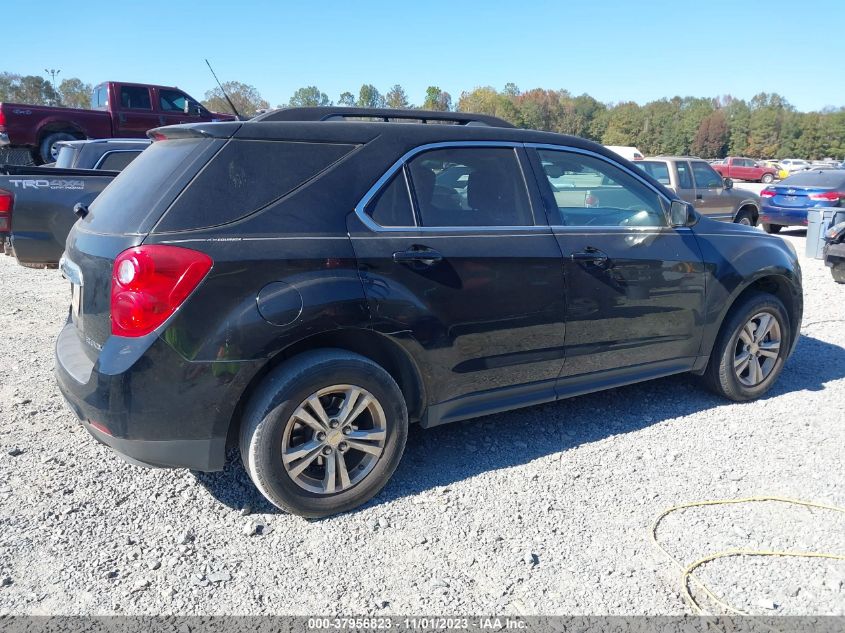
left=252, top=107, right=514, bottom=128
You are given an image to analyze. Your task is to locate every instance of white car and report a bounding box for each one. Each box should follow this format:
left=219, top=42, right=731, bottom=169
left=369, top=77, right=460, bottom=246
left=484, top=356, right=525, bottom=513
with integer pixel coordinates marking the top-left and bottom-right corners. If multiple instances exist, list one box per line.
left=779, top=158, right=811, bottom=173
left=605, top=145, right=644, bottom=161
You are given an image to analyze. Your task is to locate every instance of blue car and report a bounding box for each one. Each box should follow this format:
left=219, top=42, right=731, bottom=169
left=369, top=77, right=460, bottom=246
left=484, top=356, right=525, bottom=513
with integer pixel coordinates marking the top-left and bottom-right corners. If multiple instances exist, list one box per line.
left=760, top=170, right=845, bottom=233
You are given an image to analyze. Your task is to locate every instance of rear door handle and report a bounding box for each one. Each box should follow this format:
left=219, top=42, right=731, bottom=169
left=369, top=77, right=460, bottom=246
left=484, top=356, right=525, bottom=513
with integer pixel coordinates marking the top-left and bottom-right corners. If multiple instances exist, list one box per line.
left=570, top=248, right=609, bottom=264
left=695, top=193, right=703, bottom=200
left=393, top=247, right=443, bottom=266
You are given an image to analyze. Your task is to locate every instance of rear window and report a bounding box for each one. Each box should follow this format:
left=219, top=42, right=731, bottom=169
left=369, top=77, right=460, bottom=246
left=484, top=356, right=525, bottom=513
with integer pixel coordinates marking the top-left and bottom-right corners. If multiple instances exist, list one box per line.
left=155, top=140, right=357, bottom=232
left=780, top=171, right=845, bottom=188
left=84, top=138, right=219, bottom=235
left=96, top=150, right=141, bottom=171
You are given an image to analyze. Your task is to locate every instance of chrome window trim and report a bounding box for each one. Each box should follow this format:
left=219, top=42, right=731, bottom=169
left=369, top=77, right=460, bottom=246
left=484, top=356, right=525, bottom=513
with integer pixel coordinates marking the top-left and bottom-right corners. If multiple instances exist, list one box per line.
left=355, top=140, right=675, bottom=233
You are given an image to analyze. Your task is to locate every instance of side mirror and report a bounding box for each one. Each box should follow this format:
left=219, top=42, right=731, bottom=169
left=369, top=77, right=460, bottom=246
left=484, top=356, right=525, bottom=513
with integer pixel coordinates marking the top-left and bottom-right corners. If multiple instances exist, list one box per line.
left=669, top=200, right=694, bottom=227
left=183, top=99, right=202, bottom=115
left=183, top=99, right=191, bottom=114
left=723, top=177, right=733, bottom=189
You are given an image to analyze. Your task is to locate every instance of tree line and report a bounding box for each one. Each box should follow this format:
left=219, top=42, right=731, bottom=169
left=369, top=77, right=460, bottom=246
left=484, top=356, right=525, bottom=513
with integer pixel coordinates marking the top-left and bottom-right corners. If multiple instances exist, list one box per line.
left=3, top=70, right=843, bottom=160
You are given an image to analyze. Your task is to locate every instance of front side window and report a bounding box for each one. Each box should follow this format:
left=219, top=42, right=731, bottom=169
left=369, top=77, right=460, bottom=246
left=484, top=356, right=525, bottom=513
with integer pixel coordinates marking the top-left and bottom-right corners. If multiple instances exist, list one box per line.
left=536, top=149, right=666, bottom=227
left=406, top=147, right=533, bottom=227
left=691, top=161, right=723, bottom=189
left=120, top=86, right=152, bottom=110
left=159, top=89, right=194, bottom=113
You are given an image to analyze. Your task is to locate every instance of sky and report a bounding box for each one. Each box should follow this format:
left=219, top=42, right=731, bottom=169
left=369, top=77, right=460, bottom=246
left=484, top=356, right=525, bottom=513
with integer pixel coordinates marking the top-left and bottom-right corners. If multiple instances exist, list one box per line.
left=5, top=0, right=844, bottom=112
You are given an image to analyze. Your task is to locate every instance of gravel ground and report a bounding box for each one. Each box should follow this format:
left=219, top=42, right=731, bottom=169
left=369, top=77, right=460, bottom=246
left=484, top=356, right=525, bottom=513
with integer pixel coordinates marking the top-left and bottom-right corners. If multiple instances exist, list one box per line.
left=0, top=229, right=843, bottom=616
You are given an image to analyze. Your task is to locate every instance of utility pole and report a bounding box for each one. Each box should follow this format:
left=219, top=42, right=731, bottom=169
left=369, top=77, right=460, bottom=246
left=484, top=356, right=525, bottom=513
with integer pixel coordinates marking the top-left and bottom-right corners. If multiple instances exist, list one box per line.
left=44, top=68, right=60, bottom=105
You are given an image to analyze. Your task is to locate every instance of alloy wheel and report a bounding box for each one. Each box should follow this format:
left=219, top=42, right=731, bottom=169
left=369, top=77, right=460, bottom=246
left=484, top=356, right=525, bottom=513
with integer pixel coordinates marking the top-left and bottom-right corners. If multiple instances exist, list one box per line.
left=733, top=311, right=781, bottom=387
left=281, top=385, right=387, bottom=494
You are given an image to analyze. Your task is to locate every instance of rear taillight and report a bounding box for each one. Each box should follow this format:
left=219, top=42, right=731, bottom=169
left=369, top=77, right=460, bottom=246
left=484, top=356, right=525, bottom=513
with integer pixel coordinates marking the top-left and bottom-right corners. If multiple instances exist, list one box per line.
left=760, top=189, right=775, bottom=198
left=111, top=245, right=212, bottom=337
left=808, top=191, right=843, bottom=202
left=0, top=109, right=6, bottom=127
left=0, top=188, right=13, bottom=232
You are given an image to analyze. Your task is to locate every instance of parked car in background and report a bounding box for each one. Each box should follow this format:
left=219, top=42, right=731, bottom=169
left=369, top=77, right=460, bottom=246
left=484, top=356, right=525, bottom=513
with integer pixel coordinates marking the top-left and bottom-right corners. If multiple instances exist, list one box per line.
left=55, top=107, right=802, bottom=517
left=779, top=159, right=811, bottom=173
left=636, top=157, right=761, bottom=225
left=53, top=138, right=150, bottom=170
left=759, top=170, right=845, bottom=233
left=605, top=145, right=644, bottom=161
left=0, top=81, right=235, bottom=164
left=823, top=219, right=845, bottom=283
left=0, top=138, right=148, bottom=266
left=712, top=157, right=778, bottom=183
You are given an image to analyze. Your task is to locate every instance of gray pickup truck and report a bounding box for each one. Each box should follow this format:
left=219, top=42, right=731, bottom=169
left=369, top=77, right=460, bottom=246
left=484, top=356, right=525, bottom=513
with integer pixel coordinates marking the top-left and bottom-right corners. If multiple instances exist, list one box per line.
left=636, top=156, right=761, bottom=226
left=1, top=138, right=148, bottom=267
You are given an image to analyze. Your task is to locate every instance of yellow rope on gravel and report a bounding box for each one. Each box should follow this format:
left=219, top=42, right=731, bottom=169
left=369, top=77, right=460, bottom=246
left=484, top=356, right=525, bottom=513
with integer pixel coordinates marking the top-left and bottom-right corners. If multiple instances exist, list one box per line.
left=650, top=496, right=845, bottom=615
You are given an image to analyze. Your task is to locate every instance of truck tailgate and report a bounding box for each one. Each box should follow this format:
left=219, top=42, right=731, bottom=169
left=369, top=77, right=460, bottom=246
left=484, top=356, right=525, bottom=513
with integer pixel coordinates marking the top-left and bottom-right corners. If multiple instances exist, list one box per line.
left=1, top=168, right=118, bottom=266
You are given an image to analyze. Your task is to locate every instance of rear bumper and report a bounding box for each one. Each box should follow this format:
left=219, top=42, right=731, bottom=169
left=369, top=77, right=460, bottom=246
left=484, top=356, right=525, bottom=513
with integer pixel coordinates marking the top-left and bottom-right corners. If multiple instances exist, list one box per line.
left=759, top=206, right=808, bottom=227
left=824, top=242, right=845, bottom=267
left=54, top=319, right=262, bottom=472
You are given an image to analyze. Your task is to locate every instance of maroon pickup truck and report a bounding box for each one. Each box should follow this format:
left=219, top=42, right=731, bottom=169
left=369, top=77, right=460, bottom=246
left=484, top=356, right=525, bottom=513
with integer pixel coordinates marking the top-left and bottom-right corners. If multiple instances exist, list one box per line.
left=0, top=81, right=235, bottom=163
left=712, top=157, right=778, bottom=184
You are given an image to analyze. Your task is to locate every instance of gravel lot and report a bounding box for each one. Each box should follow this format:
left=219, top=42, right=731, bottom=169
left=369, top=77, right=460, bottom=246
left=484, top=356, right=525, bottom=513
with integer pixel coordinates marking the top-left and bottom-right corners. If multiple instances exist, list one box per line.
left=0, top=229, right=843, bottom=616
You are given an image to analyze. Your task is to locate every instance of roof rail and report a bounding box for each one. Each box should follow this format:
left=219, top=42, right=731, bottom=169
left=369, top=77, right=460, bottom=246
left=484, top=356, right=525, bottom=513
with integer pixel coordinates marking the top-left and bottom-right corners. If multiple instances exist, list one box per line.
left=252, top=107, right=514, bottom=128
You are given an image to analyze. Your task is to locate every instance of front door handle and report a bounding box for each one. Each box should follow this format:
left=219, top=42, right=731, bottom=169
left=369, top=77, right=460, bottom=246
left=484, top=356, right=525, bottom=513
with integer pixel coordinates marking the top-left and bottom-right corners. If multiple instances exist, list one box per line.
left=695, top=193, right=703, bottom=200
left=393, top=247, right=443, bottom=266
left=570, top=248, right=609, bottom=264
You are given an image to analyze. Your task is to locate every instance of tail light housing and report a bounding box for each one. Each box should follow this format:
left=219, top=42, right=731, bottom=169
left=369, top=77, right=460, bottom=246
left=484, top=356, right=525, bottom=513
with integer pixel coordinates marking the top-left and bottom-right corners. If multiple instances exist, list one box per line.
left=0, top=188, right=12, bottom=232
left=111, top=245, right=212, bottom=337
left=760, top=189, right=776, bottom=198
left=0, top=108, right=6, bottom=127
left=808, top=191, right=843, bottom=202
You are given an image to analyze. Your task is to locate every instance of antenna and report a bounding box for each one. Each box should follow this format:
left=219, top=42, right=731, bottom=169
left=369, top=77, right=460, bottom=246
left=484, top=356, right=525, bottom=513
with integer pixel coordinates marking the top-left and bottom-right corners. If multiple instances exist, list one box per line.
left=204, top=59, right=243, bottom=120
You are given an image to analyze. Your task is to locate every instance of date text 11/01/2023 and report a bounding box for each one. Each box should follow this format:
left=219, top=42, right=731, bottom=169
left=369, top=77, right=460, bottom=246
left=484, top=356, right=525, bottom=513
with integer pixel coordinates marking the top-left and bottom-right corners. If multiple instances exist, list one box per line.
left=307, top=617, right=528, bottom=630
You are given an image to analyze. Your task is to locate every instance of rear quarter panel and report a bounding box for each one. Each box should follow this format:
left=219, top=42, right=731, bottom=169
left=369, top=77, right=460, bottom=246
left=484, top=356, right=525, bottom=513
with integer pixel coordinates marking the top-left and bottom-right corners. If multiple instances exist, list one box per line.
left=1, top=103, right=111, bottom=146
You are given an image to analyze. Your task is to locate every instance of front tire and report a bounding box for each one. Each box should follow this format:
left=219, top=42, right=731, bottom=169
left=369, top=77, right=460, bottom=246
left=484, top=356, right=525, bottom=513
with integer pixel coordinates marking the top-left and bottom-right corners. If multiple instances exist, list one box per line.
left=704, top=293, right=790, bottom=401
left=734, top=208, right=755, bottom=226
left=240, top=349, right=408, bottom=518
left=762, top=223, right=782, bottom=234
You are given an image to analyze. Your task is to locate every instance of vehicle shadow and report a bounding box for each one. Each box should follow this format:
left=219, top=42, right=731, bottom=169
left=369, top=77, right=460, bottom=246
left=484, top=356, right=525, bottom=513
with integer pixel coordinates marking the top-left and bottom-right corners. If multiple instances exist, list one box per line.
left=193, top=333, right=845, bottom=516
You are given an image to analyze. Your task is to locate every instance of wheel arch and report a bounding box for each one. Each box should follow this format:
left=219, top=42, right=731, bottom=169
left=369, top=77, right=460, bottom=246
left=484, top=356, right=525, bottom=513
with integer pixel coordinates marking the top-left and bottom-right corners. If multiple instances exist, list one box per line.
left=736, top=202, right=759, bottom=224
left=695, top=271, right=802, bottom=373
left=225, top=328, right=427, bottom=449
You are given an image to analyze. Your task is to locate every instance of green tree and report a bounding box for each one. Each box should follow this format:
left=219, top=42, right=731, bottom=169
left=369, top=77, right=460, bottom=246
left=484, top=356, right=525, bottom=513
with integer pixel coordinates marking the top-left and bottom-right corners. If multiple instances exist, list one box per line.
left=422, top=86, right=451, bottom=111
left=601, top=102, right=644, bottom=147
left=4, top=75, right=61, bottom=105
left=724, top=97, right=751, bottom=156
left=202, top=81, right=269, bottom=117
left=385, top=84, right=411, bottom=109
left=502, top=82, right=520, bottom=97
left=338, top=91, right=355, bottom=107
left=58, top=78, right=92, bottom=109
left=456, top=86, right=520, bottom=125
left=288, top=86, right=331, bottom=107
left=356, top=84, right=384, bottom=108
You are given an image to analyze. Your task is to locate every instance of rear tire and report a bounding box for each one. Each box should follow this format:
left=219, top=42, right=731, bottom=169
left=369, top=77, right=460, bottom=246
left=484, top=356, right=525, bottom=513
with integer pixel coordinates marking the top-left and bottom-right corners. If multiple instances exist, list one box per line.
left=704, top=293, right=790, bottom=401
left=734, top=208, right=755, bottom=226
left=240, top=349, right=408, bottom=518
left=39, top=132, right=77, bottom=164
left=832, top=263, right=845, bottom=284
left=761, top=173, right=774, bottom=184
left=762, top=223, right=782, bottom=234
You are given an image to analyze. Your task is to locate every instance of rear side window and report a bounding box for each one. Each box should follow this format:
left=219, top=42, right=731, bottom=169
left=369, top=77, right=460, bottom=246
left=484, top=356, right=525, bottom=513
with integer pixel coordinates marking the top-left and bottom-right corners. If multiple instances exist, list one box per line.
left=156, top=140, right=357, bottom=232
left=780, top=171, right=845, bottom=187
left=84, top=138, right=217, bottom=235
left=120, top=86, right=152, bottom=110
left=367, top=170, right=415, bottom=227
left=406, top=147, right=533, bottom=227
left=96, top=150, right=141, bottom=171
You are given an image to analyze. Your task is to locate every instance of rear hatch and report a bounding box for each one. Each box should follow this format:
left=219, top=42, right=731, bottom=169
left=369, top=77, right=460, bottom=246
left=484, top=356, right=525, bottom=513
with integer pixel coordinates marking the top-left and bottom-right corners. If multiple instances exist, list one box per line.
left=63, top=129, right=229, bottom=360
left=763, top=171, right=845, bottom=209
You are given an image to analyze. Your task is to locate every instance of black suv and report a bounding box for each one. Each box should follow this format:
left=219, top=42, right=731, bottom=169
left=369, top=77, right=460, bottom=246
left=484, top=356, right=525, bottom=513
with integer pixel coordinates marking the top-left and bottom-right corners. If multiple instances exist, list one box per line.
left=55, top=108, right=803, bottom=517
